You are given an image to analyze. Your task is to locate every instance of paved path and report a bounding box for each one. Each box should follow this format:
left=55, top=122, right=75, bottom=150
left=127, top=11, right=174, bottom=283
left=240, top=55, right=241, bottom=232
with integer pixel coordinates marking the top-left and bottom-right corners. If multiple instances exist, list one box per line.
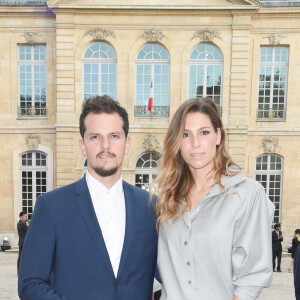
left=259, top=254, right=295, bottom=300
left=0, top=251, right=19, bottom=300
left=0, top=251, right=296, bottom=299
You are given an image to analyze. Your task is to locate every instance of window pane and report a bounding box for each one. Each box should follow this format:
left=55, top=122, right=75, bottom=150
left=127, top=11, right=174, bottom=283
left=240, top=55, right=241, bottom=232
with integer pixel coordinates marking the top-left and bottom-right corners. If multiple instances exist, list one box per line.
left=255, top=154, right=283, bottom=223
left=258, top=47, right=288, bottom=120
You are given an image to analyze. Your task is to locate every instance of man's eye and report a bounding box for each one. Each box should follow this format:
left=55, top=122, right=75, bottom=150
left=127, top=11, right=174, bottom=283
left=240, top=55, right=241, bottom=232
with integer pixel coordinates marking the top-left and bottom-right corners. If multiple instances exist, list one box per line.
left=112, top=134, right=120, bottom=139
left=91, top=135, right=99, bottom=140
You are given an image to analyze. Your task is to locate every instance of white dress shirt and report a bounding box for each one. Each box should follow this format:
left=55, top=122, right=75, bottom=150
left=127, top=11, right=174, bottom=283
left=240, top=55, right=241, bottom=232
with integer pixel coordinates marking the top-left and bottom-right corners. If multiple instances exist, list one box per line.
left=86, top=171, right=126, bottom=277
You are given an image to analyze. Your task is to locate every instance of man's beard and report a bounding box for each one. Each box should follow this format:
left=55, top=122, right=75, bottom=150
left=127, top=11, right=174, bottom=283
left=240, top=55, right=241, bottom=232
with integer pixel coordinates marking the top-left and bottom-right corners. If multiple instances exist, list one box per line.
left=93, top=166, right=118, bottom=177
left=92, top=151, right=118, bottom=177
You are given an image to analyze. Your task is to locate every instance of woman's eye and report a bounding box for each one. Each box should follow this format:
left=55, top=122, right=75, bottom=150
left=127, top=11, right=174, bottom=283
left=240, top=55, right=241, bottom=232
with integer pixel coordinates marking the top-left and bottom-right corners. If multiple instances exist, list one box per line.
left=199, top=130, right=210, bottom=136
left=183, top=132, right=189, bottom=138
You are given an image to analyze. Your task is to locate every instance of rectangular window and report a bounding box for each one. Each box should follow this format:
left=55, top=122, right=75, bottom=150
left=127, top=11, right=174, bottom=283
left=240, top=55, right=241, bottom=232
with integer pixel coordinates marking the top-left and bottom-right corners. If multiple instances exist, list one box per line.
left=83, top=63, right=116, bottom=100
left=135, top=63, right=169, bottom=117
left=255, top=154, right=283, bottom=224
left=257, top=46, right=288, bottom=121
left=21, top=152, right=47, bottom=219
left=18, top=45, right=47, bottom=117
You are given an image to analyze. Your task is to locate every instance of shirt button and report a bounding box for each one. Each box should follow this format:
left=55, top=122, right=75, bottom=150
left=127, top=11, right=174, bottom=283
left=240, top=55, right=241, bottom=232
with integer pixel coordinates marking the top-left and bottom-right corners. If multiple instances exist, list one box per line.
left=188, top=280, right=192, bottom=285
left=187, top=261, right=190, bottom=266
left=116, top=283, right=120, bottom=288
left=184, top=241, right=188, bottom=246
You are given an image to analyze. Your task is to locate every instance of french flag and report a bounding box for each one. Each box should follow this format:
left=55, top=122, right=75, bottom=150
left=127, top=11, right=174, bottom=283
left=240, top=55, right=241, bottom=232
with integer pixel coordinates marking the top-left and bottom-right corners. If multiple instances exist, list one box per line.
left=148, top=81, right=153, bottom=113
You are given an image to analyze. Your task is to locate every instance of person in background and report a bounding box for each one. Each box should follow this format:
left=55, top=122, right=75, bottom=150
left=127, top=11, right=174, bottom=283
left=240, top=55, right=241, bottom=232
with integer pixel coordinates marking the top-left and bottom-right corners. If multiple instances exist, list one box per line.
left=17, top=211, right=29, bottom=274
left=288, top=229, right=300, bottom=273
left=153, top=97, right=274, bottom=300
left=18, top=95, right=158, bottom=300
left=294, top=244, right=300, bottom=300
left=272, top=223, right=283, bottom=272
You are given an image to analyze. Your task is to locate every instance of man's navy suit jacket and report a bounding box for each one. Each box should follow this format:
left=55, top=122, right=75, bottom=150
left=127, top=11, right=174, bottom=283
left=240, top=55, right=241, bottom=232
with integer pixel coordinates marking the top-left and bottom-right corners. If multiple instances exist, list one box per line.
left=18, top=177, right=158, bottom=300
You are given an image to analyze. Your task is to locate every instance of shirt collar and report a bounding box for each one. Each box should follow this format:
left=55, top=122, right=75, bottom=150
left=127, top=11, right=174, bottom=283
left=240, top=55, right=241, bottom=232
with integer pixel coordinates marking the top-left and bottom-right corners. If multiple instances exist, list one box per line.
left=86, top=170, right=123, bottom=196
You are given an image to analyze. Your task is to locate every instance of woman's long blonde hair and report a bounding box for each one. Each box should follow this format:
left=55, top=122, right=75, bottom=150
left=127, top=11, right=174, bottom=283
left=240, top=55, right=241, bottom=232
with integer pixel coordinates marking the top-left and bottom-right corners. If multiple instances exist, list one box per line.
left=153, top=97, right=239, bottom=226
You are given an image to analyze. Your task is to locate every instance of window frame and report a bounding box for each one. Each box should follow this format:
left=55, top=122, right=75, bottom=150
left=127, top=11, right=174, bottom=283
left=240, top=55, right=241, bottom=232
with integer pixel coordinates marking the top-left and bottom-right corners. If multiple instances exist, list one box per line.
left=255, top=153, right=284, bottom=224
left=257, top=46, right=289, bottom=121
left=135, top=43, right=170, bottom=117
left=188, top=43, right=223, bottom=114
left=135, top=152, right=162, bottom=191
left=82, top=42, right=117, bottom=100
left=18, top=44, right=47, bottom=118
left=20, top=151, right=48, bottom=219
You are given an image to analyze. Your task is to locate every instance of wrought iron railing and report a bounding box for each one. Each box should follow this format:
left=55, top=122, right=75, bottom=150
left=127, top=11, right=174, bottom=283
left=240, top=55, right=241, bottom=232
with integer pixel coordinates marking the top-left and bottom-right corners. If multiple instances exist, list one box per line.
left=18, top=106, right=47, bottom=117
left=134, top=105, right=169, bottom=117
left=257, top=107, right=286, bottom=121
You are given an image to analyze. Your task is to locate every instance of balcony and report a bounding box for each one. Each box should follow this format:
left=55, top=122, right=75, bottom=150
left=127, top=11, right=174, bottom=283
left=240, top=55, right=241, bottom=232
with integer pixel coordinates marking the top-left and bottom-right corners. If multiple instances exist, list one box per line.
left=18, top=106, right=47, bottom=118
left=257, top=107, right=286, bottom=121
left=134, top=105, right=169, bottom=117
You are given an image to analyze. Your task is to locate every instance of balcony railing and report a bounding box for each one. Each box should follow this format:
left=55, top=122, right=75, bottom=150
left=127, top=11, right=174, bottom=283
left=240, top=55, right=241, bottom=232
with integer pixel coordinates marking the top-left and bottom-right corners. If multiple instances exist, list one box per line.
left=134, top=105, right=169, bottom=117
left=257, top=107, right=286, bottom=121
left=18, top=106, right=47, bottom=117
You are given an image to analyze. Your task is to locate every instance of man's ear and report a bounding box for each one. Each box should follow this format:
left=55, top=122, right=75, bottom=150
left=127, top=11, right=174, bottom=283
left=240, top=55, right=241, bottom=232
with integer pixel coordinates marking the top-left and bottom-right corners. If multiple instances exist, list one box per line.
left=79, top=139, right=87, bottom=157
left=125, top=136, right=131, bottom=155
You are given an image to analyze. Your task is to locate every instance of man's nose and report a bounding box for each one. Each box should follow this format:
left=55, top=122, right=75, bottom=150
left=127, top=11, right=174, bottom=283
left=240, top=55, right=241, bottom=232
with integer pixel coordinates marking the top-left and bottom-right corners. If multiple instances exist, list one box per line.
left=101, top=136, right=110, bottom=150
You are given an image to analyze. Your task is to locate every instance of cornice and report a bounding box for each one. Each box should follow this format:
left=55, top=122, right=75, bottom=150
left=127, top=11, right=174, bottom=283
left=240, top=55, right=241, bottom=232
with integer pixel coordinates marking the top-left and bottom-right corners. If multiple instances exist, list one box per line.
left=49, top=4, right=260, bottom=11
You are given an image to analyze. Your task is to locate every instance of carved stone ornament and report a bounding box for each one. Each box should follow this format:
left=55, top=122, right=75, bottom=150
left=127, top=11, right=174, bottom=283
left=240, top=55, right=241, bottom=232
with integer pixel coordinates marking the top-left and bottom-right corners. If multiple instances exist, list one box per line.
left=25, top=135, right=41, bottom=150
left=227, top=0, right=243, bottom=4
left=264, top=33, right=285, bottom=45
left=140, top=29, right=165, bottom=42
left=142, top=134, right=160, bottom=152
left=85, top=28, right=115, bottom=40
left=192, top=28, right=221, bottom=42
left=24, top=32, right=41, bottom=44
left=262, top=136, right=279, bottom=153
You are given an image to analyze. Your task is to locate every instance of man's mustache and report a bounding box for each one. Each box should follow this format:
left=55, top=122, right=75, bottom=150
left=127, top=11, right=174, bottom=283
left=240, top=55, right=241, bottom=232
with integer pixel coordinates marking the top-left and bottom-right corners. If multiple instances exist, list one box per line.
left=96, top=151, right=116, bottom=158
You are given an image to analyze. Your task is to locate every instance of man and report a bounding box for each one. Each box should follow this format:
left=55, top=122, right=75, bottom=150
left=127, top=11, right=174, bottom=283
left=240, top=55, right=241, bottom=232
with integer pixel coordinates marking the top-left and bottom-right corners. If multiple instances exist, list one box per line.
left=294, top=243, right=300, bottom=300
left=272, top=223, right=283, bottom=272
left=18, top=96, right=158, bottom=300
left=17, top=211, right=29, bottom=274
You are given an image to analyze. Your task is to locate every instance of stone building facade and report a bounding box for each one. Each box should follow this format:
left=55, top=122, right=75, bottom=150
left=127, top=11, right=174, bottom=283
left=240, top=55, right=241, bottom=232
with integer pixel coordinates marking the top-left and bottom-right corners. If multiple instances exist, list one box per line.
left=0, top=0, right=300, bottom=246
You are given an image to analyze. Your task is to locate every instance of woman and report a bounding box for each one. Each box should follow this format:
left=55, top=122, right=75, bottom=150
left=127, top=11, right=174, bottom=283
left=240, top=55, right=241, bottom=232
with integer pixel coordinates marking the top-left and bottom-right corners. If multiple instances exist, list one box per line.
left=154, top=98, right=274, bottom=300
left=288, top=229, right=300, bottom=273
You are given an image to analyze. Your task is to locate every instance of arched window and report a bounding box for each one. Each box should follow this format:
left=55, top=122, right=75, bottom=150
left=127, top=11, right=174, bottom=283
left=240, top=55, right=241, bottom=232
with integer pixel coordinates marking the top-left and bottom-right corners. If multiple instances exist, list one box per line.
left=135, top=44, right=170, bottom=117
left=189, top=43, right=223, bottom=113
left=255, top=154, right=283, bottom=224
left=20, top=151, right=48, bottom=219
left=135, top=152, right=162, bottom=190
left=83, top=42, right=117, bottom=100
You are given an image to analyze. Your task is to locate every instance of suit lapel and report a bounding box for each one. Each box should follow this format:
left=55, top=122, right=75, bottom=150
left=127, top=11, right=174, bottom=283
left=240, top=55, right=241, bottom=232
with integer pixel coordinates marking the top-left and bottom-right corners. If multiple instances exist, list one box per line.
left=74, top=177, right=115, bottom=278
left=117, top=181, right=137, bottom=278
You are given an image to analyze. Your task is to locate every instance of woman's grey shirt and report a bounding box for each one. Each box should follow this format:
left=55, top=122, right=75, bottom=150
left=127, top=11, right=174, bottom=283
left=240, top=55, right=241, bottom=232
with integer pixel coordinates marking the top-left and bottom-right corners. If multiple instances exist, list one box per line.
left=158, top=172, right=275, bottom=300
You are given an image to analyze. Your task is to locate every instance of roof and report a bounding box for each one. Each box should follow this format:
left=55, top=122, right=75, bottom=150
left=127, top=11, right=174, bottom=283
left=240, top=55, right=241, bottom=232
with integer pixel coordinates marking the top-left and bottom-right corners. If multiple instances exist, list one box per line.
left=0, top=0, right=47, bottom=5
left=258, top=0, right=300, bottom=6
left=0, top=0, right=299, bottom=7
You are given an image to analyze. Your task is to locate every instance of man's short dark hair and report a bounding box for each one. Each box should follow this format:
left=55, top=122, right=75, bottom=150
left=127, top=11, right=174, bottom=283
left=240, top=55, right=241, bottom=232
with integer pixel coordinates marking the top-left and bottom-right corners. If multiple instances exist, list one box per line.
left=79, top=95, right=129, bottom=139
left=19, top=211, right=27, bottom=217
left=274, top=223, right=281, bottom=229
